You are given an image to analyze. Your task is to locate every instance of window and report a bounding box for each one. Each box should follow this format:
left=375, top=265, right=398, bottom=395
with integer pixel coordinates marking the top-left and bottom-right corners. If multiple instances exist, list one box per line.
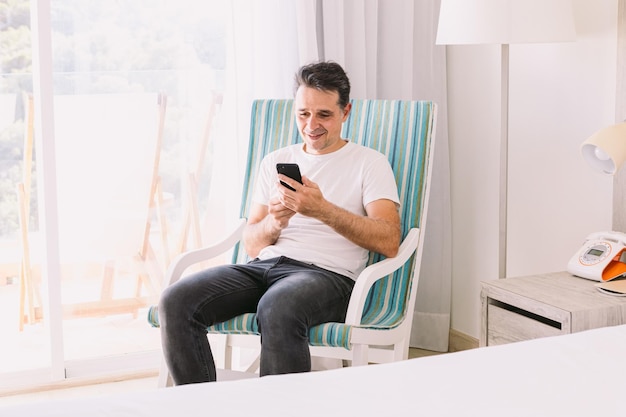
left=0, top=0, right=229, bottom=387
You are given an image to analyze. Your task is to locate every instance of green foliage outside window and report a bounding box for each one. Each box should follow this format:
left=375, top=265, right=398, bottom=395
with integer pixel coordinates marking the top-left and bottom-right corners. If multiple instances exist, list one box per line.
left=0, top=0, right=225, bottom=237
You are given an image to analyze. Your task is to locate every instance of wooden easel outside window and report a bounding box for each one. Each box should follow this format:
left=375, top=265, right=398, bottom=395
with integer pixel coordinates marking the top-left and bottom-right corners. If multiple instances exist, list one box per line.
left=17, top=93, right=169, bottom=328
left=17, top=93, right=38, bottom=331
left=175, top=92, right=223, bottom=257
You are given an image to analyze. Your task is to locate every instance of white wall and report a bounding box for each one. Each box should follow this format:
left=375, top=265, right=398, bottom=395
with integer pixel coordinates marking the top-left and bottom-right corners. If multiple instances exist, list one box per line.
left=447, top=0, right=619, bottom=338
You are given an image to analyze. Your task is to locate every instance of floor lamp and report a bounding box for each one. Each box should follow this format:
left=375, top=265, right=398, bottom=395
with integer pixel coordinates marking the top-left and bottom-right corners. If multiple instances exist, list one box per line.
left=436, top=0, right=576, bottom=278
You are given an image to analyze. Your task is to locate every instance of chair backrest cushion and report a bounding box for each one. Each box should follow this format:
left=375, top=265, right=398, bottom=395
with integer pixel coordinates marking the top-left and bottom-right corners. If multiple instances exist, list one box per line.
left=232, top=99, right=436, bottom=326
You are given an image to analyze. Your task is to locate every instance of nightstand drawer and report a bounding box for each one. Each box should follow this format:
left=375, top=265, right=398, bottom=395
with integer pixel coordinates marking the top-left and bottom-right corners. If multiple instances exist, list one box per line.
left=481, top=272, right=626, bottom=347
left=487, top=301, right=565, bottom=345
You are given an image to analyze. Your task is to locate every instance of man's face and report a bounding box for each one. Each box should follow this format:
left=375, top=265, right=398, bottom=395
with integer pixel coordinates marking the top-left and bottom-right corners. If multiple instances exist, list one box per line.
left=294, top=86, right=350, bottom=155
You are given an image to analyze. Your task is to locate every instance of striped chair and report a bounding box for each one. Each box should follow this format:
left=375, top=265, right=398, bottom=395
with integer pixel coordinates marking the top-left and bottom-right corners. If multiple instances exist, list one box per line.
left=149, top=99, right=437, bottom=385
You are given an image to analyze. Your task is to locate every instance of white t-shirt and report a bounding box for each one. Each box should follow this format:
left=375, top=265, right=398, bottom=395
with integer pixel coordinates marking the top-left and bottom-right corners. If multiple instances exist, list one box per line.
left=252, top=141, right=400, bottom=280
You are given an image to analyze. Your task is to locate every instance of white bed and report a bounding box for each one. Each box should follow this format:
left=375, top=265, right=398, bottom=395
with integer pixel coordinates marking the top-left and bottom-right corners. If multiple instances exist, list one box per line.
left=4, top=324, right=626, bottom=416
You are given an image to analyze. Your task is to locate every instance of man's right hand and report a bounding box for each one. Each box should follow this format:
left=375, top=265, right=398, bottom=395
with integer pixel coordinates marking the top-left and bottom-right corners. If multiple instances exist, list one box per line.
left=267, top=197, right=296, bottom=230
left=243, top=198, right=295, bottom=258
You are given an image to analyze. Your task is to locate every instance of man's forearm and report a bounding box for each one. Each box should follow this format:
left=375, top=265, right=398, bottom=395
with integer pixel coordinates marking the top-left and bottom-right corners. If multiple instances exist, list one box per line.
left=317, top=202, right=401, bottom=258
left=242, top=216, right=281, bottom=259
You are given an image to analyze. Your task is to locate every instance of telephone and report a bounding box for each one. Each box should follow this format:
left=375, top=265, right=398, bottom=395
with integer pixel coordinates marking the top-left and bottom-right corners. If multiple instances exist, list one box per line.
left=567, top=231, right=626, bottom=282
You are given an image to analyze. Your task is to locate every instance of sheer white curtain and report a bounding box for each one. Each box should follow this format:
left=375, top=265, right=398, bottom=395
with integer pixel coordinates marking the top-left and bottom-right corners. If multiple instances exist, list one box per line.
left=219, top=0, right=451, bottom=351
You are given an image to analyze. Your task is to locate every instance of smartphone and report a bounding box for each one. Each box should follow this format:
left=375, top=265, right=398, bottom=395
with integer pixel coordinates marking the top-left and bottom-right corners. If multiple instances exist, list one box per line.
left=276, top=163, right=302, bottom=191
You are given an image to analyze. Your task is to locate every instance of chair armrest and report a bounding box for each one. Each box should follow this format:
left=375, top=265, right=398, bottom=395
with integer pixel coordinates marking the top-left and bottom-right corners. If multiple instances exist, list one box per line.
left=343, top=228, right=420, bottom=326
left=163, top=218, right=247, bottom=287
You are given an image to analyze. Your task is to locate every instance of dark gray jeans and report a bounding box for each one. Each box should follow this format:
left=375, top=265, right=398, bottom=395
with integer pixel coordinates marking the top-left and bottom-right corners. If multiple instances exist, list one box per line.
left=158, top=256, right=355, bottom=385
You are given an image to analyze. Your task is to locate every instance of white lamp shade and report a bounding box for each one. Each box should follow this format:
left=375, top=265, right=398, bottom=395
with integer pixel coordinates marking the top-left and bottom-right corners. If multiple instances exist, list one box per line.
left=581, top=123, right=626, bottom=175
left=436, top=0, right=576, bottom=45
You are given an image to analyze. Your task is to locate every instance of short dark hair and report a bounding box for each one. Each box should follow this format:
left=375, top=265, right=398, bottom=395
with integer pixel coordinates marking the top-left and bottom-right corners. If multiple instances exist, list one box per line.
left=294, top=61, right=351, bottom=109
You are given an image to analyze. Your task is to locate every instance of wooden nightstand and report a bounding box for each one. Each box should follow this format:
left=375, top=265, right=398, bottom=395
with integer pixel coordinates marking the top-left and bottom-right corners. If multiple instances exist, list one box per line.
left=480, top=271, right=626, bottom=347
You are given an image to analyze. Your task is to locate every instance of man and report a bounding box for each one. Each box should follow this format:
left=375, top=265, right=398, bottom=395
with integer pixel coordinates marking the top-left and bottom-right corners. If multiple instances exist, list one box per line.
left=159, top=61, right=401, bottom=385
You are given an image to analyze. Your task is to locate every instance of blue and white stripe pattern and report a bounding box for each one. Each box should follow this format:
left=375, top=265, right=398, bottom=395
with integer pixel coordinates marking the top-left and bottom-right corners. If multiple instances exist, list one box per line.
left=148, top=99, right=436, bottom=351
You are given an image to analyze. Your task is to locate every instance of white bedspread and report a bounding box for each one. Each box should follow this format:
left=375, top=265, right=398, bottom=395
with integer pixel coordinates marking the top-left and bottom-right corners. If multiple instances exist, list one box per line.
left=4, top=324, right=626, bottom=416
